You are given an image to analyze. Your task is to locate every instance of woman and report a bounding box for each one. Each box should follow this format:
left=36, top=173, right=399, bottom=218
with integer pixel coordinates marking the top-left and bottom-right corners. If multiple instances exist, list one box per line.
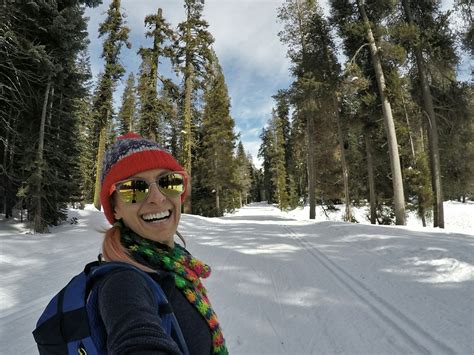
left=97, top=132, right=227, bottom=354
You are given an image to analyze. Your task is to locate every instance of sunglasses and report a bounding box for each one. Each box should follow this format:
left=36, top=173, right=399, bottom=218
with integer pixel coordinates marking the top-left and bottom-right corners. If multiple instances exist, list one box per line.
left=112, top=172, right=186, bottom=203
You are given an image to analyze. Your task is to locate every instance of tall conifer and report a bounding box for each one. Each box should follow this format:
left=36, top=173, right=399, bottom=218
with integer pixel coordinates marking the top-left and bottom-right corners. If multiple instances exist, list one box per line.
left=194, top=56, right=236, bottom=216
left=234, top=141, right=253, bottom=207
left=137, top=8, right=175, bottom=143
left=92, top=0, right=130, bottom=210
left=118, top=73, right=137, bottom=134
left=174, top=0, right=214, bottom=212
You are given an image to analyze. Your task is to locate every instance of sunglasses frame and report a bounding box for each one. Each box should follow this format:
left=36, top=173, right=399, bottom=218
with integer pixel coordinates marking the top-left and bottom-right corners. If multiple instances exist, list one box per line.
left=111, top=171, right=187, bottom=204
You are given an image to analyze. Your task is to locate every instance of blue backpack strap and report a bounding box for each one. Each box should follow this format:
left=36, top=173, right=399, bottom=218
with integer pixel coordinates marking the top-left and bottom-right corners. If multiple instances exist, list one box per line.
left=86, top=262, right=189, bottom=355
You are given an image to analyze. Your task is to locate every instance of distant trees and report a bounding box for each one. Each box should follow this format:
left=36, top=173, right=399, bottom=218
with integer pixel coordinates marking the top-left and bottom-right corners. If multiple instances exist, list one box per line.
left=234, top=141, right=253, bottom=207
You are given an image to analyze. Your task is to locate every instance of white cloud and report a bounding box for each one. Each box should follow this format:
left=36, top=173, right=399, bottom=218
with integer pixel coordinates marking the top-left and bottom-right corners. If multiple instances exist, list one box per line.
left=204, top=0, right=290, bottom=75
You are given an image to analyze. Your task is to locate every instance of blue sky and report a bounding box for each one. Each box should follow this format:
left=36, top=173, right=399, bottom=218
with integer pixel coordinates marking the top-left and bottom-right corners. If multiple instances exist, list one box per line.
left=84, top=0, right=468, bottom=168
left=85, top=0, right=296, bottom=168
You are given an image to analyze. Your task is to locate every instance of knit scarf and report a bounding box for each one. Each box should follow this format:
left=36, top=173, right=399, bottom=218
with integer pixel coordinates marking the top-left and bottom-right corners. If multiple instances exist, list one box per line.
left=118, top=223, right=228, bottom=355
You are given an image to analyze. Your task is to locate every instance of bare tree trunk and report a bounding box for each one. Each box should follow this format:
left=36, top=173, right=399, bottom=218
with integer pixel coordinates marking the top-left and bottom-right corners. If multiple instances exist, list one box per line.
left=93, top=120, right=108, bottom=211
left=216, top=187, right=220, bottom=216
left=357, top=0, right=406, bottom=225
left=402, top=0, right=444, bottom=228
left=182, top=2, right=194, bottom=214
left=151, top=8, right=162, bottom=88
left=401, top=93, right=416, bottom=159
left=292, top=0, right=316, bottom=219
left=307, top=112, right=316, bottom=220
left=4, top=111, right=19, bottom=218
left=2, top=123, right=11, bottom=217
left=365, top=133, right=377, bottom=224
left=34, top=76, right=52, bottom=233
left=336, top=111, right=352, bottom=221
left=182, top=63, right=193, bottom=214
left=47, top=85, right=54, bottom=128
left=421, top=207, right=427, bottom=227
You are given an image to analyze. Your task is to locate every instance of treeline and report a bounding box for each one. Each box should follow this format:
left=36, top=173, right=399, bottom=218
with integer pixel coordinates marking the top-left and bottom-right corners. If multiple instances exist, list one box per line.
left=1, top=0, right=256, bottom=233
left=1, top=0, right=472, bottom=233
left=258, top=0, right=473, bottom=227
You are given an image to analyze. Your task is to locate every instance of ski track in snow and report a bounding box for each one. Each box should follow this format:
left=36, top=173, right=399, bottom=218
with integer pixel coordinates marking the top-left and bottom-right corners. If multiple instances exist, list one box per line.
left=283, top=225, right=456, bottom=354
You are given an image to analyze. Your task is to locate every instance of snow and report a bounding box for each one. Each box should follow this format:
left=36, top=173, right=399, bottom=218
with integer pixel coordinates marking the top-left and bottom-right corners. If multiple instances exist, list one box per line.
left=1, top=202, right=473, bottom=354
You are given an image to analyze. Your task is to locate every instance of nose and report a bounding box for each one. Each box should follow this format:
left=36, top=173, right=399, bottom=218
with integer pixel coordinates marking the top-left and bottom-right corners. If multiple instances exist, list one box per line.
left=145, top=183, right=166, bottom=203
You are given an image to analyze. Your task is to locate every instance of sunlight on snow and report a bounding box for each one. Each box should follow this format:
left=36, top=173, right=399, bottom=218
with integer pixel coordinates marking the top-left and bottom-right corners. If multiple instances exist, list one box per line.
left=0, top=290, right=18, bottom=316
left=384, top=257, right=474, bottom=283
left=409, top=257, right=474, bottom=283
left=237, top=243, right=300, bottom=255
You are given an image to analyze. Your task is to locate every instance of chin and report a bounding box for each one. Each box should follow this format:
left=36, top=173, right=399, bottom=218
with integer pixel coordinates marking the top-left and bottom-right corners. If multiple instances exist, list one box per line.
left=143, top=232, right=175, bottom=246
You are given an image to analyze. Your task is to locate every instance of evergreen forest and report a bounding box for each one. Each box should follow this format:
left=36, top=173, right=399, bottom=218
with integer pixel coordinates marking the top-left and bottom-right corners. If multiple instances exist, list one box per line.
left=1, top=0, right=473, bottom=233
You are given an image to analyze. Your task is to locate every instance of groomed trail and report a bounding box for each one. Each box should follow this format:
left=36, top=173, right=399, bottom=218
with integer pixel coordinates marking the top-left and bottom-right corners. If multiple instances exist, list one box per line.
left=1, top=203, right=473, bottom=354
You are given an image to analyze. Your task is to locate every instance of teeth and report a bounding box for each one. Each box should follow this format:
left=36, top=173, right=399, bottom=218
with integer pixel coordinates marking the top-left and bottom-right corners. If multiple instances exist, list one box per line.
left=142, top=210, right=170, bottom=221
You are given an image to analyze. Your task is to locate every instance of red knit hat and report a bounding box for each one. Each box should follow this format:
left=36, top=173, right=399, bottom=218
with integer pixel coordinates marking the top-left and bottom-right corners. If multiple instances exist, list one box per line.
left=100, top=132, right=188, bottom=224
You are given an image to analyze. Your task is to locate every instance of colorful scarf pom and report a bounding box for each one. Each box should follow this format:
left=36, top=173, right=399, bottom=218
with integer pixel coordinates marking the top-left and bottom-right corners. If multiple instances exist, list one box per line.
left=119, top=224, right=228, bottom=354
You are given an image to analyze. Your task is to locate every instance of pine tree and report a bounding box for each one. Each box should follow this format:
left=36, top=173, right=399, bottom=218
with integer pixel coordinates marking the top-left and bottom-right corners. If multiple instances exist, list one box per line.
left=77, top=73, right=96, bottom=204
left=258, top=126, right=277, bottom=204
left=271, top=110, right=291, bottom=210
left=455, top=0, right=473, bottom=58
left=356, top=0, right=406, bottom=225
left=272, top=90, right=299, bottom=208
left=397, top=0, right=447, bottom=227
left=234, top=141, right=253, bottom=207
left=92, top=0, right=130, bottom=210
left=277, top=0, right=319, bottom=218
left=438, top=83, right=474, bottom=202
left=329, top=0, right=407, bottom=224
left=278, top=0, right=344, bottom=218
left=193, top=57, right=236, bottom=216
left=137, top=7, right=175, bottom=143
left=174, top=0, right=214, bottom=212
left=118, top=73, right=137, bottom=134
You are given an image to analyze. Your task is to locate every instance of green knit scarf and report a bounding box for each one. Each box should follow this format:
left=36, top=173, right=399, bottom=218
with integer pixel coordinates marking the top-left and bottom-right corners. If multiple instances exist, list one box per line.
left=117, top=222, right=228, bottom=355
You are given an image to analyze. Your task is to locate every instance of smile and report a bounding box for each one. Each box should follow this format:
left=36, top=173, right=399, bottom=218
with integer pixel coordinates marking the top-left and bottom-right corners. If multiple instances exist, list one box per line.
left=141, top=210, right=171, bottom=222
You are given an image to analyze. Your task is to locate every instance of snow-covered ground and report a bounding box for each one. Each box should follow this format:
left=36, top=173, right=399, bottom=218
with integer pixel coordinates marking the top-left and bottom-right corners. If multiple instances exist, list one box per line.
left=1, top=202, right=473, bottom=354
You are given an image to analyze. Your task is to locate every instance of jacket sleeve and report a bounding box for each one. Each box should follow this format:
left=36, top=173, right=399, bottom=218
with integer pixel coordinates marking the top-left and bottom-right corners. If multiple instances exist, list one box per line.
left=97, top=269, right=182, bottom=355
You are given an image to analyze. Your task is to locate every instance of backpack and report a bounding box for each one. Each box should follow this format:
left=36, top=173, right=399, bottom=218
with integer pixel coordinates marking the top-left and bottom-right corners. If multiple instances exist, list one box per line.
left=32, top=261, right=189, bottom=355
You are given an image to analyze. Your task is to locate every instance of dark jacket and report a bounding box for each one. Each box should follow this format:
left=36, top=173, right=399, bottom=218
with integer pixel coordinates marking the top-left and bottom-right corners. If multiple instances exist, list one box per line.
left=97, top=267, right=212, bottom=355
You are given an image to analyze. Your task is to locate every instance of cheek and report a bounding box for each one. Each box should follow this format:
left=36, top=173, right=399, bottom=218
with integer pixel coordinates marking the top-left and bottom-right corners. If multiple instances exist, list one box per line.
left=173, top=198, right=182, bottom=213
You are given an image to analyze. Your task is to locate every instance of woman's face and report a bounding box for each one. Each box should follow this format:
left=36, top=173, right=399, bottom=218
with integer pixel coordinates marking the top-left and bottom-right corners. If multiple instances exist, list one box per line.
left=113, top=168, right=182, bottom=247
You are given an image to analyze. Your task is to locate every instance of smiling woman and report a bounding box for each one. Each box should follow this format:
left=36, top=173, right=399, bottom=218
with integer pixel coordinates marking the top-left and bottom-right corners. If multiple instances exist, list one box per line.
left=97, top=132, right=228, bottom=354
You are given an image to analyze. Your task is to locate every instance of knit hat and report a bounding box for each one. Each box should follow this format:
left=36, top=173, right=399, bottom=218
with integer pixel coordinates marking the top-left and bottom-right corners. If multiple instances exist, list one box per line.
left=100, top=132, right=187, bottom=224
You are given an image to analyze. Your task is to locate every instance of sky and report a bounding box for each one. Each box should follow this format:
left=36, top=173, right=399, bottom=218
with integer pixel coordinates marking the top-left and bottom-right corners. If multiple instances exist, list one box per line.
left=84, top=0, right=469, bottom=169
left=1, top=201, right=473, bottom=353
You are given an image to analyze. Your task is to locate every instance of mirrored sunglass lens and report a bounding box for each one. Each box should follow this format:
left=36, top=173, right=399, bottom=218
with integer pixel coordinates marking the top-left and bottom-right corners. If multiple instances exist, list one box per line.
left=117, top=180, right=149, bottom=202
left=158, top=173, right=184, bottom=195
